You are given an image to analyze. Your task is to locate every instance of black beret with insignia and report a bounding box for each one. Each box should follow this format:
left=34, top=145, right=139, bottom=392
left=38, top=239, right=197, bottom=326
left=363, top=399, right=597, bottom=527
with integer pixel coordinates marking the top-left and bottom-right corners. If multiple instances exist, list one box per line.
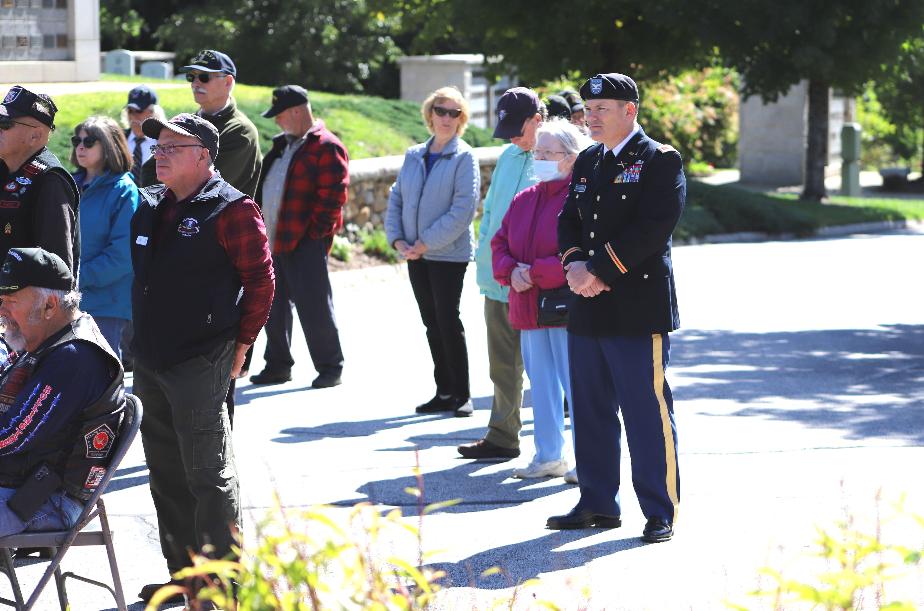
left=579, top=73, right=639, bottom=103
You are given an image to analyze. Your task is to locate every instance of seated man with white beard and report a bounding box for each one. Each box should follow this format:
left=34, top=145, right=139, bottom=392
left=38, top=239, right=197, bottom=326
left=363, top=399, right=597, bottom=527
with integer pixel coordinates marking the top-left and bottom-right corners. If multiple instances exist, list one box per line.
left=0, top=247, right=125, bottom=537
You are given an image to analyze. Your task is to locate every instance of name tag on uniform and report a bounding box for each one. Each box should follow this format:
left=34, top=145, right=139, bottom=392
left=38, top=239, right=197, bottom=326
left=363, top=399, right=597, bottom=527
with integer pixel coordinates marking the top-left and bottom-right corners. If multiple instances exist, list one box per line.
left=574, top=184, right=586, bottom=192
left=136, top=236, right=149, bottom=246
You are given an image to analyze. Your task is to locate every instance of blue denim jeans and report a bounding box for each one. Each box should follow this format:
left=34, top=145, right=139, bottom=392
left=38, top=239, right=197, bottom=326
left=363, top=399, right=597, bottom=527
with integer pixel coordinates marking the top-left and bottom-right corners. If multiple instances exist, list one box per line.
left=521, top=327, right=574, bottom=463
left=0, top=486, right=84, bottom=537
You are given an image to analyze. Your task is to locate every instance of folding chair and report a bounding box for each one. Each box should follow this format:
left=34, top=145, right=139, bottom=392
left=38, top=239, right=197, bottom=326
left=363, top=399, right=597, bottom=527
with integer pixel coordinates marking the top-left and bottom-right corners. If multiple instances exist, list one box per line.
left=0, top=393, right=143, bottom=611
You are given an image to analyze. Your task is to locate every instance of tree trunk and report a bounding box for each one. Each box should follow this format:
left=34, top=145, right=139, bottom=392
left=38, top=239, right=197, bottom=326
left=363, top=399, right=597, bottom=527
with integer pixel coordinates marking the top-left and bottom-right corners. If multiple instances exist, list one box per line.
left=802, top=79, right=829, bottom=201
left=920, top=105, right=924, bottom=178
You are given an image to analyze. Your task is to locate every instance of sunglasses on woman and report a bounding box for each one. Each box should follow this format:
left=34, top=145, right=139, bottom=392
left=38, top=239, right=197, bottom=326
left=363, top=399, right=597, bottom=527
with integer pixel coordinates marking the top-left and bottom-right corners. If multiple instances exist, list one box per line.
left=432, top=106, right=462, bottom=118
left=71, top=136, right=98, bottom=148
left=186, top=72, right=224, bottom=83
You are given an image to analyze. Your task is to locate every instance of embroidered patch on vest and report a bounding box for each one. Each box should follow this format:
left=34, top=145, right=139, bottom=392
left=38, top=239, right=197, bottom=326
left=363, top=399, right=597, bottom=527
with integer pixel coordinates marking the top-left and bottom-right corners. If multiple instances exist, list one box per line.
left=84, top=465, right=106, bottom=489
left=0, top=201, right=19, bottom=209
left=4, top=182, right=17, bottom=192
left=15, top=177, right=30, bottom=186
left=85, top=424, right=115, bottom=459
left=177, top=217, right=200, bottom=237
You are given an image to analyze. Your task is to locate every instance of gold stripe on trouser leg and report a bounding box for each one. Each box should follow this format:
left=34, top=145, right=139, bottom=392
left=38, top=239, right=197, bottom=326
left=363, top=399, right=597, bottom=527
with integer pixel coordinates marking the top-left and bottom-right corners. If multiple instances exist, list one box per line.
left=652, top=333, right=679, bottom=523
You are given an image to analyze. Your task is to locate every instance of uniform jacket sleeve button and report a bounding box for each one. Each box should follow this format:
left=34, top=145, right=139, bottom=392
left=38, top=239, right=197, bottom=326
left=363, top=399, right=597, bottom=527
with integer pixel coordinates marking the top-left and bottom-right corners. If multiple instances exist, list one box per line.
left=622, top=194, right=627, bottom=200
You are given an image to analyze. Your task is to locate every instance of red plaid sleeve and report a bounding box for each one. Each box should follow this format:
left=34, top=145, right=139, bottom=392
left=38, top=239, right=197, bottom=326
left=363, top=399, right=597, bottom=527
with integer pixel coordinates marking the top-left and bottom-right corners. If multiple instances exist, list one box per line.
left=216, top=197, right=275, bottom=345
left=306, top=139, right=349, bottom=240
left=274, top=124, right=349, bottom=253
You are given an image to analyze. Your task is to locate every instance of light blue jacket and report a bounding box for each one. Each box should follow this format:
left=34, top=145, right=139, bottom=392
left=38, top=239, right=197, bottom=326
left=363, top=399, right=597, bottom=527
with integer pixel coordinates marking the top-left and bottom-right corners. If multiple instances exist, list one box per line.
left=385, top=135, right=479, bottom=263
left=475, top=144, right=536, bottom=302
left=75, top=170, right=139, bottom=321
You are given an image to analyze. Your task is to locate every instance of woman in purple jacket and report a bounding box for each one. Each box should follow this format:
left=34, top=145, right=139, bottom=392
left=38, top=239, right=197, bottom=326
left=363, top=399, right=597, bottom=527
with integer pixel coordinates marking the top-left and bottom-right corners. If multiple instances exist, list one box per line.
left=492, top=119, right=592, bottom=482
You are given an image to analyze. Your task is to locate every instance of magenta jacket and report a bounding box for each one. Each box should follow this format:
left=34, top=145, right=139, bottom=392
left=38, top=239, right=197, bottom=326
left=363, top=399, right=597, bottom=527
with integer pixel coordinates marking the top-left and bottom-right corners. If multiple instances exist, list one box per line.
left=491, top=175, right=571, bottom=330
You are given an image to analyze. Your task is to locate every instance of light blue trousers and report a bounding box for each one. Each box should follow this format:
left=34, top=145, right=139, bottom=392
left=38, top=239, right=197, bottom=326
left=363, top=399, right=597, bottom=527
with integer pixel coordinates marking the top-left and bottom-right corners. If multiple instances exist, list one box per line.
left=521, top=327, right=575, bottom=462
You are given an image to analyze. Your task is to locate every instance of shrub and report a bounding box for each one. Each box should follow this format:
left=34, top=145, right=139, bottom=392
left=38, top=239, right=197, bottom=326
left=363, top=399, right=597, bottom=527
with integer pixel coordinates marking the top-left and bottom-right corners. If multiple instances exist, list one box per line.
left=330, top=235, right=353, bottom=263
left=730, top=493, right=924, bottom=611
left=539, top=67, right=740, bottom=168
left=360, top=229, right=399, bottom=263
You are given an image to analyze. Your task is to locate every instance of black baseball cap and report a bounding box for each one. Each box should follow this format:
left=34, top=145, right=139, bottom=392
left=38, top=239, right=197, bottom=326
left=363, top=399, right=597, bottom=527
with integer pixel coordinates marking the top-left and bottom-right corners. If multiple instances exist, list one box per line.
left=0, top=86, right=57, bottom=129
left=560, top=90, right=585, bottom=113
left=545, top=94, right=572, bottom=120
left=493, top=87, right=543, bottom=139
left=262, top=85, right=310, bottom=118
left=142, top=113, right=220, bottom=161
left=180, top=49, right=237, bottom=77
left=0, top=248, right=74, bottom=295
left=579, top=73, right=639, bottom=103
left=125, top=85, right=158, bottom=111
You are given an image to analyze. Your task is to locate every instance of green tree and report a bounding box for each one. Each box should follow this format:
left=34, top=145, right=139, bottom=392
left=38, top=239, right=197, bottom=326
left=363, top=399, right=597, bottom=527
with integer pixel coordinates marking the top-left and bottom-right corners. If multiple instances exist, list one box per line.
left=697, top=0, right=924, bottom=200
left=373, top=0, right=711, bottom=83
left=155, top=0, right=402, bottom=96
left=875, top=30, right=924, bottom=175
left=99, top=0, right=144, bottom=50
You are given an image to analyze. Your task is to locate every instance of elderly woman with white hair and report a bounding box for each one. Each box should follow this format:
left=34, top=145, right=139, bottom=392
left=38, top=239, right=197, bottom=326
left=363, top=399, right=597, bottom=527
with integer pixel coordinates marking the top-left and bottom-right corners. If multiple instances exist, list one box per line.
left=491, top=119, right=592, bottom=482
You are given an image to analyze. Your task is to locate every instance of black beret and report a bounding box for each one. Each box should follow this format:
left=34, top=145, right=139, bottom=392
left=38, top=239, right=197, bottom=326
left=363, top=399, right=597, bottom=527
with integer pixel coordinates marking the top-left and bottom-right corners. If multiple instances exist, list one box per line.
left=579, top=73, right=639, bottom=102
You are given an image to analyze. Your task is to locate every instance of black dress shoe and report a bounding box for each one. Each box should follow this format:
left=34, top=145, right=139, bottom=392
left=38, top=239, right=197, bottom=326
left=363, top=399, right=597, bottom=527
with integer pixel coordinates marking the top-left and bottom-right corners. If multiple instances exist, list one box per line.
left=457, top=438, right=520, bottom=459
left=311, top=373, right=342, bottom=388
left=415, top=395, right=457, bottom=414
left=139, top=579, right=184, bottom=603
left=249, top=369, right=292, bottom=385
left=642, top=517, right=673, bottom=542
left=546, top=507, right=622, bottom=530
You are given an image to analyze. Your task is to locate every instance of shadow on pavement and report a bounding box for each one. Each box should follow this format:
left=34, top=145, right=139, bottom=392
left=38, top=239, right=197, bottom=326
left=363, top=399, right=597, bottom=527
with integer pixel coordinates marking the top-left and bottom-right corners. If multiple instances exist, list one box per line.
left=336, top=460, right=573, bottom=516
left=272, top=414, right=439, bottom=443
left=673, top=324, right=924, bottom=443
left=430, top=529, right=647, bottom=590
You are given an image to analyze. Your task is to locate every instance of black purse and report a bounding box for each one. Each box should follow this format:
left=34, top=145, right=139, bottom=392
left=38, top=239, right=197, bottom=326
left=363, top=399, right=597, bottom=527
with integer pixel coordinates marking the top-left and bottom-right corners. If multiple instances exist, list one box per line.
left=537, top=286, right=573, bottom=327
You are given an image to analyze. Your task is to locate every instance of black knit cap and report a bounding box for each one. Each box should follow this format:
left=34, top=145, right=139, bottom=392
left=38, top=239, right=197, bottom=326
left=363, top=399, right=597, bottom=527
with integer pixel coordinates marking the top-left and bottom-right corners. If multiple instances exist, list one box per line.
left=0, top=248, right=74, bottom=295
left=579, top=73, right=639, bottom=103
left=142, top=113, right=220, bottom=161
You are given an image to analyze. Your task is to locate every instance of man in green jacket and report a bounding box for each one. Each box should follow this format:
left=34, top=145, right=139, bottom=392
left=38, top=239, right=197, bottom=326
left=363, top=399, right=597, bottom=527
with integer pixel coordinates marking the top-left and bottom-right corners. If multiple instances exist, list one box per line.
left=458, top=88, right=545, bottom=461
left=180, top=49, right=263, bottom=416
left=180, top=49, right=262, bottom=198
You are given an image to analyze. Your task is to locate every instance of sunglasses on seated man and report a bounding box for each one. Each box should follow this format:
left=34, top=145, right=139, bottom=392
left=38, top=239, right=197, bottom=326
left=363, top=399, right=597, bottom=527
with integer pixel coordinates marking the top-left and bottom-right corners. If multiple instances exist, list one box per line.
left=0, top=116, right=42, bottom=131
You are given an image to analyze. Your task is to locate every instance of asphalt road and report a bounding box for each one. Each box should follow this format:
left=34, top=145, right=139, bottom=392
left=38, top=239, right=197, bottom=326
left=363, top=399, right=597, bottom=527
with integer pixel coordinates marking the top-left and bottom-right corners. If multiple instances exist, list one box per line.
left=7, top=227, right=924, bottom=610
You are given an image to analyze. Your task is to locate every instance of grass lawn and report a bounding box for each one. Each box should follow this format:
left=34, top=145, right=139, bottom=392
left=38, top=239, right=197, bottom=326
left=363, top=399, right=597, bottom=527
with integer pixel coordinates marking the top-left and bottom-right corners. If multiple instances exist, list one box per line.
left=679, top=182, right=924, bottom=240
left=47, top=76, right=500, bottom=169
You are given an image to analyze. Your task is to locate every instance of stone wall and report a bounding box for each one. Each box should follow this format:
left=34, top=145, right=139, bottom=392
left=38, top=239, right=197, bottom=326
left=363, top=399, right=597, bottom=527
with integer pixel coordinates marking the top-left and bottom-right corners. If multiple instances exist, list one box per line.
left=345, top=145, right=506, bottom=230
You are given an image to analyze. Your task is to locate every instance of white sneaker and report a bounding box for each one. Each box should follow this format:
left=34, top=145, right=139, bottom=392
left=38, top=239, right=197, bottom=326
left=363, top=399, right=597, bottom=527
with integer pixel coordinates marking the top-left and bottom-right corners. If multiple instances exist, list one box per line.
left=563, top=468, right=578, bottom=484
left=454, top=398, right=473, bottom=417
left=512, top=459, right=569, bottom=479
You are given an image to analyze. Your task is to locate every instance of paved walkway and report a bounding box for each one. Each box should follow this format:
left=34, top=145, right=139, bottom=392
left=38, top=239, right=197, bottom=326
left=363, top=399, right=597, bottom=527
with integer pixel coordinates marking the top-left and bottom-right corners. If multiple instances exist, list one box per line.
left=5, top=228, right=924, bottom=609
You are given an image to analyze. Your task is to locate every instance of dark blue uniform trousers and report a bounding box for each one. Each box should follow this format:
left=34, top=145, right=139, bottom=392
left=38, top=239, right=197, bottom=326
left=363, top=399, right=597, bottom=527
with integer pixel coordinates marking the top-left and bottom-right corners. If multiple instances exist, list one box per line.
left=569, top=332, right=680, bottom=522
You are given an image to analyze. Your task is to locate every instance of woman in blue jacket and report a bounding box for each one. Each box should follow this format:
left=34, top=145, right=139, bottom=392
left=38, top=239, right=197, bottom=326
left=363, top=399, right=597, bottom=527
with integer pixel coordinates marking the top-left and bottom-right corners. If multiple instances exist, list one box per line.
left=385, top=86, right=480, bottom=417
left=70, top=115, right=139, bottom=358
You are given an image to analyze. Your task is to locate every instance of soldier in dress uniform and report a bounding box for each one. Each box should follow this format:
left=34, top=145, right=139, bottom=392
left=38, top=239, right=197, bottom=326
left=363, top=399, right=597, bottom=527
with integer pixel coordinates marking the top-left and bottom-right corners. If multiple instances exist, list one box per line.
left=547, top=73, right=685, bottom=543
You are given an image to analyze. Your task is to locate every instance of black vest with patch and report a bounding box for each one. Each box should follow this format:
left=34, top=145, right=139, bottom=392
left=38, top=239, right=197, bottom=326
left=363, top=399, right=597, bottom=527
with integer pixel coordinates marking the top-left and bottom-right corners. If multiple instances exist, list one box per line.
left=0, top=149, right=80, bottom=266
left=0, top=315, right=125, bottom=501
left=131, top=175, right=244, bottom=370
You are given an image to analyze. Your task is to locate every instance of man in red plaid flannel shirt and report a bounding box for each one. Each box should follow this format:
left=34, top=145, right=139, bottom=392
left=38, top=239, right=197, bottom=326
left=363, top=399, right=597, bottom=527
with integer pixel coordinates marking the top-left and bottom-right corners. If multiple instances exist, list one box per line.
left=250, top=86, right=348, bottom=389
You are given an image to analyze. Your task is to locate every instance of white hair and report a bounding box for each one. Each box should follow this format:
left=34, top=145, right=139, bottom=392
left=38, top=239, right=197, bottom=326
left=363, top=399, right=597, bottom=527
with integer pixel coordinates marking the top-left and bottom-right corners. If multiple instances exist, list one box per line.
left=33, top=287, right=81, bottom=313
left=535, top=118, right=594, bottom=156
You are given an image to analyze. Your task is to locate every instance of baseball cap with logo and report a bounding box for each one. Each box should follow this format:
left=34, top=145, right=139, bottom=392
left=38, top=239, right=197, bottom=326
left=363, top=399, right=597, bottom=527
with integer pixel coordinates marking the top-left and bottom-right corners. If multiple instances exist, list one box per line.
left=0, top=248, right=74, bottom=295
left=180, top=49, right=237, bottom=77
left=493, top=87, right=543, bottom=140
left=0, top=86, right=57, bottom=129
left=142, top=113, right=220, bottom=161
left=125, top=85, right=158, bottom=111
left=262, top=85, right=310, bottom=118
